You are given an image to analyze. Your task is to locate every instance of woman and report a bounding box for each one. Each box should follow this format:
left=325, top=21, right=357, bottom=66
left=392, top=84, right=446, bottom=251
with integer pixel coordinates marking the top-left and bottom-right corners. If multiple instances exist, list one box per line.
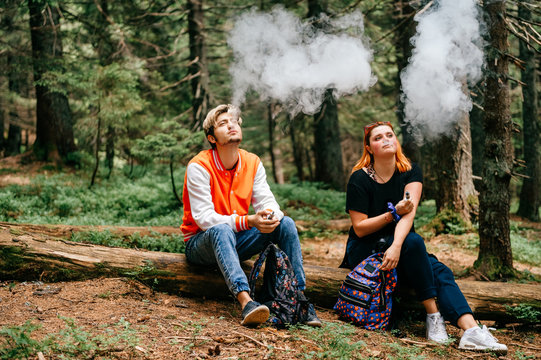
left=340, top=121, right=507, bottom=352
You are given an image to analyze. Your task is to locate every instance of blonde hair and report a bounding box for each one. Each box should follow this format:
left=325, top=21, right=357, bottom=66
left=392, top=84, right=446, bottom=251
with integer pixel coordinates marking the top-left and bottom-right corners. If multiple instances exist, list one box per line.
left=352, top=124, right=411, bottom=173
left=202, top=104, right=243, bottom=148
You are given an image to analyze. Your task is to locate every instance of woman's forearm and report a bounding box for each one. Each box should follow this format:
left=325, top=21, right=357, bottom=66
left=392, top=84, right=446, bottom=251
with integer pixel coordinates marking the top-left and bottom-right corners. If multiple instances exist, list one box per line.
left=352, top=211, right=394, bottom=238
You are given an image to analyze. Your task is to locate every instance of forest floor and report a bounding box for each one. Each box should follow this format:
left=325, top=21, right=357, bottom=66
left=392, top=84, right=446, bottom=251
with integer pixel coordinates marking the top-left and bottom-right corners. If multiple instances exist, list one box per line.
left=0, top=159, right=540, bottom=359
left=1, top=225, right=540, bottom=359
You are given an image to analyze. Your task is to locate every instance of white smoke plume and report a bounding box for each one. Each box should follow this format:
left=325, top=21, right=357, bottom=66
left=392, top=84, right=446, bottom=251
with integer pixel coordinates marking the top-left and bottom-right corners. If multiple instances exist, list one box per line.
left=400, top=0, right=484, bottom=140
left=228, top=7, right=376, bottom=115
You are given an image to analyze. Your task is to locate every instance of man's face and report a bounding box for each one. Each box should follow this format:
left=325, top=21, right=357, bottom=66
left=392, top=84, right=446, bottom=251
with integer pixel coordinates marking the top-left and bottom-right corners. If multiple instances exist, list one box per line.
left=208, top=111, right=242, bottom=148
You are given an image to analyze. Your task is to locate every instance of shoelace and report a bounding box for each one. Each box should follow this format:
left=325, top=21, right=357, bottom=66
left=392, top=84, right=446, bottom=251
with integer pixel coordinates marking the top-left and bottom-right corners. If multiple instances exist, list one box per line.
left=480, top=325, right=499, bottom=342
left=428, top=316, right=447, bottom=337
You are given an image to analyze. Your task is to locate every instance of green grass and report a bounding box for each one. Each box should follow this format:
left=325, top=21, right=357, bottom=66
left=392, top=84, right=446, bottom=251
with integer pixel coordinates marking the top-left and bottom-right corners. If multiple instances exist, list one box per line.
left=292, top=322, right=366, bottom=359
left=70, top=230, right=186, bottom=253
left=0, top=317, right=139, bottom=359
left=1, top=166, right=539, bottom=266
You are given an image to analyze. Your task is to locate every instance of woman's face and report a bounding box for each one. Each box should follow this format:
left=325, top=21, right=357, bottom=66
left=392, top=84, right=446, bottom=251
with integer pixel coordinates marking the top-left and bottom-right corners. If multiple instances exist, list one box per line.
left=366, top=125, right=397, bottom=158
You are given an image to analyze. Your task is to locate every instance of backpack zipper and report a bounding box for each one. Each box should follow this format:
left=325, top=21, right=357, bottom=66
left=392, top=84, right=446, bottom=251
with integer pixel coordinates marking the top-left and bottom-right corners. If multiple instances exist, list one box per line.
left=344, top=277, right=373, bottom=293
left=338, top=290, right=372, bottom=308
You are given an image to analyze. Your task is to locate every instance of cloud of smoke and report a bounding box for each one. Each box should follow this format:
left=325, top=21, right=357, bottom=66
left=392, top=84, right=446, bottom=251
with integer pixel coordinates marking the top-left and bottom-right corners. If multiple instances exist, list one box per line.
left=228, top=7, right=376, bottom=115
left=400, top=0, right=484, bottom=140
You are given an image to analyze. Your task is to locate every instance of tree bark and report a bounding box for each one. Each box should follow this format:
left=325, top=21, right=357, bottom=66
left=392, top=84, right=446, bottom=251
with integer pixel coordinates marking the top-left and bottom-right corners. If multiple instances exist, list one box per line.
left=28, top=0, right=76, bottom=162
left=308, top=2, right=345, bottom=191
left=289, top=114, right=306, bottom=182
left=394, top=0, right=420, bottom=163
left=432, top=112, right=477, bottom=221
left=313, top=92, right=345, bottom=191
left=187, top=0, right=210, bottom=131
left=6, top=52, right=22, bottom=157
left=476, top=0, right=514, bottom=278
left=0, top=224, right=538, bottom=323
left=516, top=0, right=540, bottom=221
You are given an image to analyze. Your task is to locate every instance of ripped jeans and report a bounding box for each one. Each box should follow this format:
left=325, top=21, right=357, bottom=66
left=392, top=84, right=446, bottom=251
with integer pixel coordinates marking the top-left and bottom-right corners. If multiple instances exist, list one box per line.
left=185, top=216, right=305, bottom=297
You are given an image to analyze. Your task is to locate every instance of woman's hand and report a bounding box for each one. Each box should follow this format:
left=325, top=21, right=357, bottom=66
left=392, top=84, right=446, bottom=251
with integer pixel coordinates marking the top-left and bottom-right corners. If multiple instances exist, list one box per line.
left=380, top=244, right=401, bottom=270
left=395, top=199, right=414, bottom=216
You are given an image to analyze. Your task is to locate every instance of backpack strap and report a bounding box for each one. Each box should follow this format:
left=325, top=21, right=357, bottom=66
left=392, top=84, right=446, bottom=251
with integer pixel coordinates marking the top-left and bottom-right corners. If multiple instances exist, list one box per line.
left=248, top=243, right=275, bottom=298
left=373, top=253, right=387, bottom=311
left=378, top=269, right=387, bottom=311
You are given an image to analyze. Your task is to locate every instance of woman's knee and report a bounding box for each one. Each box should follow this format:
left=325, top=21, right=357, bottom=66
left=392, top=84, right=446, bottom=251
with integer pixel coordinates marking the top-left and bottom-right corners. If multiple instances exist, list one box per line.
left=402, top=233, right=427, bottom=253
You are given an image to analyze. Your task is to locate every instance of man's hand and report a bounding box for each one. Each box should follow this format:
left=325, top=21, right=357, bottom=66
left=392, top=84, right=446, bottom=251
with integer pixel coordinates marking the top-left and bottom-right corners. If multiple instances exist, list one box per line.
left=380, top=244, right=401, bottom=271
left=395, top=198, right=413, bottom=216
left=248, top=210, right=280, bottom=233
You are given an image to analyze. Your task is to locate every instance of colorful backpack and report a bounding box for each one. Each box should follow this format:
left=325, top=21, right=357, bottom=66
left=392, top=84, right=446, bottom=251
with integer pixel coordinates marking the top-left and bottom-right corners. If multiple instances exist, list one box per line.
left=248, top=243, right=310, bottom=328
left=334, top=253, right=397, bottom=330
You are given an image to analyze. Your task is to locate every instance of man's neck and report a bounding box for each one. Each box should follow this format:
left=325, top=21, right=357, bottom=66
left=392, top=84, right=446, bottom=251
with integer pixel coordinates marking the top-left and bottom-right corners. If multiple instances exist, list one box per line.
left=216, top=144, right=239, bottom=170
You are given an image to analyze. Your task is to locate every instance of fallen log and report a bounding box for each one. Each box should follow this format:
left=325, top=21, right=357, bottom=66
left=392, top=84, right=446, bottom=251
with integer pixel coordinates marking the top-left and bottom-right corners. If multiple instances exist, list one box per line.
left=0, top=223, right=539, bottom=323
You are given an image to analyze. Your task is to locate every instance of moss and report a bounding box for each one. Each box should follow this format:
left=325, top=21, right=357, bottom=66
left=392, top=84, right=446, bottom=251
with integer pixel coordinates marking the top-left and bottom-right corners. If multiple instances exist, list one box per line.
left=428, top=208, right=472, bottom=235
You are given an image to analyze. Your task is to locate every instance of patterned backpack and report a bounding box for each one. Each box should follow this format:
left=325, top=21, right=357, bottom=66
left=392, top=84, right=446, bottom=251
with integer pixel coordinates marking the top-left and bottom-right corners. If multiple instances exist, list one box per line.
left=248, top=243, right=310, bottom=328
left=334, top=253, right=397, bottom=330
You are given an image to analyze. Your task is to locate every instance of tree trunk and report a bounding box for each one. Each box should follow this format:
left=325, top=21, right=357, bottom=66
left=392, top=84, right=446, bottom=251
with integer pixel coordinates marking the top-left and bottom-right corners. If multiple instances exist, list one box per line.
left=268, top=103, right=279, bottom=183
left=170, top=157, right=182, bottom=206
left=394, top=0, right=420, bottom=163
left=313, top=92, right=345, bottom=191
left=516, top=1, right=540, bottom=221
left=476, top=0, right=514, bottom=278
left=105, top=125, right=115, bottom=179
left=6, top=51, right=22, bottom=157
left=308, top=2, right=345, bottom=191
left=289, top=114, right=305, bottom=182
left=0, top=224, right=538, bottom=323
left=187, top=0, right=209, bottom=131
left=5, top=124, right=22, bottom=157
left=432, top=112, right=477, bottom=221
left=28, top=0, right=76, bottom=163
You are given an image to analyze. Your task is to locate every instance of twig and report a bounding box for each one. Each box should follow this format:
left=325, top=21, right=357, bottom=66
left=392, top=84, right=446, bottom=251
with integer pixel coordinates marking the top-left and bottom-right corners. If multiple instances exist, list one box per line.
left=165, top=335, right=214, bottom=341
left=510, top=342, right=541, bottom=351
left=398, top=338, right=438, bottom=347
left=230, top=329, right=287, bottom=351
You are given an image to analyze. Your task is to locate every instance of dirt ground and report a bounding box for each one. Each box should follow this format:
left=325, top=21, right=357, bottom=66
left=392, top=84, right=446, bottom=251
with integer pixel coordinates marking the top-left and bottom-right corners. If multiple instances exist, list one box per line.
left=0, top=157, right=540, bottom=359
left=1, top=234, right=540, bottom=360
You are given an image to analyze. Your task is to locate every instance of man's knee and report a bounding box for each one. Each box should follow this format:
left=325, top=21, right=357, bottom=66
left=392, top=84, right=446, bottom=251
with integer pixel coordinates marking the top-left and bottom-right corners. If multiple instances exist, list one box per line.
left=208, top=223, right=234, bottom=237
left=279, top=216, right=297, bottom=234
left=207, top=223, right=236, bottom=247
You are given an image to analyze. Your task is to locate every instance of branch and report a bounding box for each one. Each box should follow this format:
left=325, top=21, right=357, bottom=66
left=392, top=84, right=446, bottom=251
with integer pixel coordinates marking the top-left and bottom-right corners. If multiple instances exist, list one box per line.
left=375, top=1, right=434, bottom=43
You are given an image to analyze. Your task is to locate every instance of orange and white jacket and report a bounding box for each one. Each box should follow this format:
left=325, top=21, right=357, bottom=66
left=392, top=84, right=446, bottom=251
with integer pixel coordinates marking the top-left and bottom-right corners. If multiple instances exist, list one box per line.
left=181, top=149, right=283, bottom=241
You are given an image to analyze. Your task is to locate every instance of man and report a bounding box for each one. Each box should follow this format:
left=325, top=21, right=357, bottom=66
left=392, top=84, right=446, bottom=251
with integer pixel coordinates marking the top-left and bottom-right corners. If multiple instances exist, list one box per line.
left=181, top=104, right=321, bottom=327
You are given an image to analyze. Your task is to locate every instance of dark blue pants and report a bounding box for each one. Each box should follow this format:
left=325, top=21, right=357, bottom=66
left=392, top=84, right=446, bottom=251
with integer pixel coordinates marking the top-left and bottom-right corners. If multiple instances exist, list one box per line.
left=345, top=232, right=472, bottom=326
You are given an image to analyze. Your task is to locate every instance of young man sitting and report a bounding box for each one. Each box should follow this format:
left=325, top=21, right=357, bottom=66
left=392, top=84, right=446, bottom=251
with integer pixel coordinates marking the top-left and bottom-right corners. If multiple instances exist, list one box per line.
left=181, top=104, right=321, bottom=327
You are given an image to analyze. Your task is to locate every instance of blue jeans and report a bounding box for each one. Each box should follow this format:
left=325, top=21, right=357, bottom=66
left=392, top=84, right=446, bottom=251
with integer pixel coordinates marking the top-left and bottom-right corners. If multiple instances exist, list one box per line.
left=345, top=232, right=472, bottom=326
left=185, top=216, right=305, bottom=297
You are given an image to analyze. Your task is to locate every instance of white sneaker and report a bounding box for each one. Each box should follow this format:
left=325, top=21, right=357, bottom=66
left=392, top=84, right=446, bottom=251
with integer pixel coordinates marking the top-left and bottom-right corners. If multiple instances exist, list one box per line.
left=426, top=313, right=449, bottom=343
left=458, top=325, right=508, bottom=353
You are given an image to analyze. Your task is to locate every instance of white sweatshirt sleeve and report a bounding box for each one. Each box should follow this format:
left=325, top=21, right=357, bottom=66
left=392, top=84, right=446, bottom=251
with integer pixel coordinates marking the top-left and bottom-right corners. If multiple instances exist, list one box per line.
left=251, top=162, right=284, bottom=220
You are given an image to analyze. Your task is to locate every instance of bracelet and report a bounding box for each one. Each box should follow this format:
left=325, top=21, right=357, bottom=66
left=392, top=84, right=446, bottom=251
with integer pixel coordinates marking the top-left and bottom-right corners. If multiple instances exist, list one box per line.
left=387, top=202, right=401, bottom=223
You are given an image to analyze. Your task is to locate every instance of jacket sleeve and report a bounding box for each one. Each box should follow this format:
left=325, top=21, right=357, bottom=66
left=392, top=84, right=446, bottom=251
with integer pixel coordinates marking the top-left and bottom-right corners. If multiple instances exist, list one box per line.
left=185, top=163, right=248, bottom=232
left=251, top=162, right=284, bottom=220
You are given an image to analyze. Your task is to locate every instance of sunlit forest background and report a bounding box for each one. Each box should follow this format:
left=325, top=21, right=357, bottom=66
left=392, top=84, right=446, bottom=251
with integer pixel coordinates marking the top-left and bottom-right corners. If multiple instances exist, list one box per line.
left=0, top=0, right=539, bottom=278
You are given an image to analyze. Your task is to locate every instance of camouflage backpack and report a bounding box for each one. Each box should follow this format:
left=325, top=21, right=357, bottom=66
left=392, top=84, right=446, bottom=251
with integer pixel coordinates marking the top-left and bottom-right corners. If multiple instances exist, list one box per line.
left=334, top=253, right=397, bottom=330
left=248, top=243, right=310, bottom=328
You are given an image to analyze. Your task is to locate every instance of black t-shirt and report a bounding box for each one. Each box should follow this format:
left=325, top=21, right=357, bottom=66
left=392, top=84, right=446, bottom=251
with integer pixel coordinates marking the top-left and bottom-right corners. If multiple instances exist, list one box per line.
left=345, top=163, right=423, bottom=244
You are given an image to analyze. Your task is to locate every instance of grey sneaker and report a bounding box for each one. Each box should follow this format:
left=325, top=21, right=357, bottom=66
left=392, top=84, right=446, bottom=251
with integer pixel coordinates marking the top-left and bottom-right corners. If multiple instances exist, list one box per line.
left=303, top=304, right=322, bottom=327
left=240, top=301, right=269, bottom=327
left=426, top=313, right=449, bottom=343
left=458, top=325, right=508, bottom=353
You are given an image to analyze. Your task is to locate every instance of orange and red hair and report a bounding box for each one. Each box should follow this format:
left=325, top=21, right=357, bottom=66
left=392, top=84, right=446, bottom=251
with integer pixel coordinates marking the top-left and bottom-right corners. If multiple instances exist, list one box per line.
left=352, top=121, right=412, bottom=173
